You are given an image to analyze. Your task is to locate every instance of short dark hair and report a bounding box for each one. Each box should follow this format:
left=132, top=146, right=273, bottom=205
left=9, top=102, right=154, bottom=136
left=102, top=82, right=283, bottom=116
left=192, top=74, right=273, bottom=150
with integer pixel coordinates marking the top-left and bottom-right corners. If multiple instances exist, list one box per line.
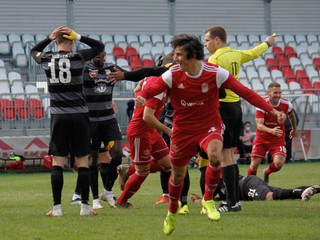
left=268, top=82, right=281, bottom=89
left=170, top=33, right=204, bottom=60
left=204, top=26, right=227, bottom=44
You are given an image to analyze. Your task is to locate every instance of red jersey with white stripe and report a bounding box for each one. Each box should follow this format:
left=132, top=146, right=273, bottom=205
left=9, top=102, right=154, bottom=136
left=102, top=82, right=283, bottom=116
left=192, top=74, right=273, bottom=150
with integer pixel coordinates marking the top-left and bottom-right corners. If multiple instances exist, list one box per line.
left=126, top=76, right=167, bottom=138
left=140, top=62, right=274, bottom=133
left=255, top=97, right=293, bottom=144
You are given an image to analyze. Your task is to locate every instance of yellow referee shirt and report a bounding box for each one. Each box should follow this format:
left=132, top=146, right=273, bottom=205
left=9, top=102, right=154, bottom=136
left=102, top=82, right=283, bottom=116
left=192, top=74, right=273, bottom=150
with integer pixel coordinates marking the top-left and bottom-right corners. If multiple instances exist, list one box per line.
left=207, top=42, right=269, bottom=103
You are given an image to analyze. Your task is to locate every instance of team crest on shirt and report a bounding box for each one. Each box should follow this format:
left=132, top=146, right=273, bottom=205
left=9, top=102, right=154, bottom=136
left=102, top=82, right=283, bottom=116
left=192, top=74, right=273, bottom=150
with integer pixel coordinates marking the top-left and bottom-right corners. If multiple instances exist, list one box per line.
left=94, top=80, right=110, bottom=93
left=89, top=69, right=98, bottom=78
left=105, top=69, right=112, bottom=75
left=143, top=149, right=151, bottom=156
left=202, top=83, right=208, bottom=93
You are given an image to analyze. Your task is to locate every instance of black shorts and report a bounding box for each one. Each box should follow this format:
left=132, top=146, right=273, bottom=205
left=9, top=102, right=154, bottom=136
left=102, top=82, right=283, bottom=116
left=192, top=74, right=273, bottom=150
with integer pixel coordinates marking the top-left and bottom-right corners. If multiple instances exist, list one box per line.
left=49, top=113, right=90, bottom=157
left=241, top=175, right=278, bottom=201
left=90, top=118, right=122, bottom=150
left=219, top=101, right=242, bottom=148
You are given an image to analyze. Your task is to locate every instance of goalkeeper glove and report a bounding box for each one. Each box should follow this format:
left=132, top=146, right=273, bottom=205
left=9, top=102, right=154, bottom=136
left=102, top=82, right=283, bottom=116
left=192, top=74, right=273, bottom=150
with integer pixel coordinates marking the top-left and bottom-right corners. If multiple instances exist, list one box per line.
left=63, top=30, right=81, bottom=40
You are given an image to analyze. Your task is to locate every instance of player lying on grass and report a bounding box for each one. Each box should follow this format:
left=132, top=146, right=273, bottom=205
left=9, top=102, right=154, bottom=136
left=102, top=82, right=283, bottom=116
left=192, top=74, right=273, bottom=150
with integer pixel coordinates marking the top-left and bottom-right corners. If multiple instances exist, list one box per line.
left=191, top=174, right=319, bottom=205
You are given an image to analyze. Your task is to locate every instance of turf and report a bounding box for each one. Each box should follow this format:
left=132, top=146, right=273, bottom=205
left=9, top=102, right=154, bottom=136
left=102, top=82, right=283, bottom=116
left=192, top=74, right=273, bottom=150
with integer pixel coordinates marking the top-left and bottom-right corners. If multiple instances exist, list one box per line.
left=0, top=161, right=319, bottom=240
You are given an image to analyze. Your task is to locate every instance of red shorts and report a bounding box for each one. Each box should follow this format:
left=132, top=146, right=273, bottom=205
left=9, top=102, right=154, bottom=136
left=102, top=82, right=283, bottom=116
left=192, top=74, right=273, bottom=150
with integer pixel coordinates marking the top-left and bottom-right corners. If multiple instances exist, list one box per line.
left=251, top=140, right=286, bottom=159
left=170, top=123, right=224, bottom=167
left=127, top=132, right=169, bottom=165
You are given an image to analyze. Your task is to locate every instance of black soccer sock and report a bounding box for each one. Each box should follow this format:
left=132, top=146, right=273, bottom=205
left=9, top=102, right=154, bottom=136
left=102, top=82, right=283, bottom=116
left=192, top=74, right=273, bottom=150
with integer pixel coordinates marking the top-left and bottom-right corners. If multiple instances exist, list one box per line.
left=51, top=166, right=63, bottom=206
left=105, top=157, right=122, bottom=191
left=74, top=173, right=81, bottom=195
left=160, top=171, right=171, bottom=194
left=89, top=165, right=99, bottom=199
left=272, top=188, right=299, bottom=200
left=200, top=167, right=206, bottom=196
left=222, top=165, right=237, bottom=206
left=180, top=170, right=190, bottom=206
left=78, top=167, right=90, bottom=204
left=234, top=164, right=240, bottom=203
left=100, top=163, right=110, bottom=189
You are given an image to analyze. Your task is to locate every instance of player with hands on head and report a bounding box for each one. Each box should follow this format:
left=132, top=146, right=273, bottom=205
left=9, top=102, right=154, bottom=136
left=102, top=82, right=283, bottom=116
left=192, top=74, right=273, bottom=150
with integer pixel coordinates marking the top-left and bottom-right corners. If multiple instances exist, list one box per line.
left=31, top=26, right=104, bottom=217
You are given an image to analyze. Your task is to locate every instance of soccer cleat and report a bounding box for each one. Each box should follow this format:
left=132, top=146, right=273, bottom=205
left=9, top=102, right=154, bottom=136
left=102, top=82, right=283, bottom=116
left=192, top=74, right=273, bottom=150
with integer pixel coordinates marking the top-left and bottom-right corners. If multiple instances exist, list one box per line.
left=301, top=187, right=316, bottom=201
left=92, top=199, right=103, bottom=209
left=217, top=203, right=241, bottom=212
left=163, top=212, right=177, bottom=235
left=47, top=204, right=63, bottom=217
left=200, top=207, right=207, bottom=215
left=201, top=199, right=220, bottom=222
left=178, top=204, right=190, bottom=215
left=115, top=202, right=135, bottom=209
left=117, top=164, right=129, bottom=190
left=263, top=169, right=269, bottom=184
left=100, top=191, right=116, bottom=208
left=80, top=204, right=98, bottom=216
left=156, top=195, right=170, bottom=204
left=70, top=194, right=81, bottom=205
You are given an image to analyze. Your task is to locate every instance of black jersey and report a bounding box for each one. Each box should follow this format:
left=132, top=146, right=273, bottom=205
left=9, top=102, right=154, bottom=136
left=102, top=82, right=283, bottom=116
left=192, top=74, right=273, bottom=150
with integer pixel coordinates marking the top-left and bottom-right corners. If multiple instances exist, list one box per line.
left=31, top=36, right=104, bottom=115
left=83, top=61, right=117, bottom=122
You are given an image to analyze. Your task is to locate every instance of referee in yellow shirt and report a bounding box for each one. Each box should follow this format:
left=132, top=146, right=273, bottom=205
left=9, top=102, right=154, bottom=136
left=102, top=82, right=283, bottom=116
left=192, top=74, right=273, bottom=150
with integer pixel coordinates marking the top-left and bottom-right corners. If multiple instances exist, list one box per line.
left=201, top=26, right=279, bottom=212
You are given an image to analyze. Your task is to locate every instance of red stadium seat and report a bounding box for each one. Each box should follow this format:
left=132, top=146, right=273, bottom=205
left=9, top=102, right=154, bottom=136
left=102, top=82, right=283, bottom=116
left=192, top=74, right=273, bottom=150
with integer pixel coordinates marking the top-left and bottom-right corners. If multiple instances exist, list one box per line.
left=142, top=59, right=155, bottom=67
left=277, top=58, right=291, bottom=72
left=16, top=106, right=30, bottom=120
left=28, top=98, right=42, bottom=109
left=3, top=106, right=16, bottom=122
left=112, top=46, right=126, bottom=59
left=129, top=58, right=142, bottom=70
left=300, top=80, right=313, bottom=94
left=266, top=58, right=279, bottom=71
left=283, top=70, right=297, bottom=83
left=125, top=46, right=139, bottom=60
left=284, top=46, right=297, bottom=59
left=313, top=57, right=320, bottom=67
left=32, top=106, right=45, bottom=120
left=295, top=70, right=309, bottom=83
left=313, top=81, right=320, bottom=95
left=272, top=46, right=285, bottom=61
left=0, top=98, right=13, bottom=113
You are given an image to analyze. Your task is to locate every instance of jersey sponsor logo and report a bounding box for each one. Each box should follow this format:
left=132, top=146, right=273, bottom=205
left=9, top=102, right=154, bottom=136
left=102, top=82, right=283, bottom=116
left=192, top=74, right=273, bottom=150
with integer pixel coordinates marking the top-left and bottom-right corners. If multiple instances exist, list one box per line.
left=178, top=83, right=185, bottom=89
left=89, top=69, right=98, bottom=78
left=202, top=83, right=208, bottom=93
left=180, top=100, right=204, bottom=107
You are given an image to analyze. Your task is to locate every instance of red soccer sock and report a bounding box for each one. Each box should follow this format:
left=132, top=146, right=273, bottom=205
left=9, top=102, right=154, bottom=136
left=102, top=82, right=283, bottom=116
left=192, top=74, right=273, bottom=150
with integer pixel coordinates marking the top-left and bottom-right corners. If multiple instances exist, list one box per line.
left=265, top=162, right=279, bottom=175
left=203, top=163, right=221, bottom=201
left=168, top=176, right=183, bottom=214
left=247, top=168, right=257, bottom=176
left=117, top=170, right=149, bottom=204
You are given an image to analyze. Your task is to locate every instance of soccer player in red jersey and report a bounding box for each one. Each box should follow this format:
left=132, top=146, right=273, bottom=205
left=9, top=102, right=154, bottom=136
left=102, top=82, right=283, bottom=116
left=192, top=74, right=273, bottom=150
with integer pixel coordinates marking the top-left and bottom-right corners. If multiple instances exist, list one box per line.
left=134, top=33, right=286, bottom=235
left=247, top=82, right=298, bottom=183
left=115, top=76, right=171, bottom=208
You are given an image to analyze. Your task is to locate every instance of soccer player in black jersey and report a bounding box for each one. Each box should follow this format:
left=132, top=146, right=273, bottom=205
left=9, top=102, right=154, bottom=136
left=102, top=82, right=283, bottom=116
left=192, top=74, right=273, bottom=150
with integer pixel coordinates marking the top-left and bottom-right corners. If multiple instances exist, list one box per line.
left=191, top=174, right=320, bottom=202
left=71, top=50, right=127, bottom=209
left=31, top=26, right=104, bottom=216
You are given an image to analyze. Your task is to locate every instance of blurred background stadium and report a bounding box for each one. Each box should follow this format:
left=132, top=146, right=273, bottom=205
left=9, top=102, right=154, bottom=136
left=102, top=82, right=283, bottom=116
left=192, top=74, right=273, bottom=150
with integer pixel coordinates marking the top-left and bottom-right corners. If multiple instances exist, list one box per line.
left=0, top=0, right=319, bottom=160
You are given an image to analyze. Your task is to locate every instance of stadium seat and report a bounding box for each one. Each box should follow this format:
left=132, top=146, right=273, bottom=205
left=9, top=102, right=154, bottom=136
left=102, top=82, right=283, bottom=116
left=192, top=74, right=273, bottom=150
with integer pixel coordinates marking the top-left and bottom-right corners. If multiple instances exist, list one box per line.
left=125, top=46, right=139, bottom=61
left=142, top=59, right=155, bottom=67
left=295, top=45, right=309, bottom=59
left=25, top=84, right=40, bottom=99
left=271, top=69, right=284, bottom=82
left=251, top=80, right=265, bottom=93
left=126, top=34, right=140, bottom=49
left=266, top=58, right=279, bottom=71
left=253, top=58, right=266, bottom=71
left=283, top=34, right=296, bottom=48
left=262, top=78, right=273, bottom=90
left=284, top=46, right=297, bottom=59
left=21, top=34, right=35, bottom=47
left=31, top=106, right=45, bottom=121
left=116, top=58, right=130, bottom=70
left=151, top=46, right=164, bottom=61
left=272, top=46, right=285, bottom=61
left=239, top=79, right=251, bottom=89
left=0, top=34, right=10, bottom=55
left=114, top=34, right=127, bottom=50
left=313, top=57, right=320, bottom=68
left=8, top=71, right=22, bottom=84
left=151, top=34, right=164, bottom=48
left=101, top=34, right=115, bottom=51
left=248, top=34, right=260, bottom=46
left=296, top=70, right=309, bottom=83
left=289, top=81, right=302, bottom=94
left=307, top=45, right=320, bottom=59
left=246, top=66, right=259, bottom=82
left=283, top=70, right=297, bottom=83
left=164, top=34, right=173, bottom=46
left=139, top=46, right=152, bottom=60
left=129, top=58, right=142, bottom=70
left=295, top=34, right=308, bottom=47
left=112, top=46, right=126, bottom=59
left=236, top=34, right=248, bottom=45
left=35, top=34, right=47, bottom=42
left=0, top=80, right=10, bottom=95
left=8, top=33, right=21, bottom=47
left=258, top=67, right=271, bottom=81
left=15, top=98, right=29, bottom=120
left=289, top=57, right=303, bottom=72
left=277, top=58, right=291, bottom=73
left=227, top=34, right=237, bottom=46
left=300, top=80, right=313, bottom=94
left=313, top=81, right=320, bottom=93
left=306, top=34, right=319, bottom=47
left=88, top=34, right=100, bottom=41
left=138, top=34, right=152, bottom=48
